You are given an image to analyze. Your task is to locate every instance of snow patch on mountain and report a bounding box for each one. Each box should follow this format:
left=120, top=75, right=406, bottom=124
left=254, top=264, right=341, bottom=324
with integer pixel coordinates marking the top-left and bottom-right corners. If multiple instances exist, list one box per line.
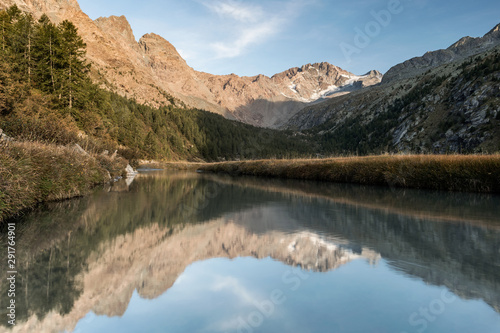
left=310, top=85, right=340, bottom=100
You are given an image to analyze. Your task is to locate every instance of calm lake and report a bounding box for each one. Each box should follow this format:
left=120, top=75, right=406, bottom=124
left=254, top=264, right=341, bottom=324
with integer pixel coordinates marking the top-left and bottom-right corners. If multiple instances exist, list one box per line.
left=1, top=170, right=500, bottom=333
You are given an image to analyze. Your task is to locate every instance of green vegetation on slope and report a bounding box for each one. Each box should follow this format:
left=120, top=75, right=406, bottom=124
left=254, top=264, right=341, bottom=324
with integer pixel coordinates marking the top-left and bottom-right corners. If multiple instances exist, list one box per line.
left=0, top=5, right=311, bottom=162
left=0, top=5, right=312, bottom=221
left=296, top=48, right=500, bottom=155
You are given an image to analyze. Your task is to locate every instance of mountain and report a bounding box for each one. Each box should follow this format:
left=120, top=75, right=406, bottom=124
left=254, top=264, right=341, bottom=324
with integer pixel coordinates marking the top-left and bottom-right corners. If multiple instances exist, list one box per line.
left=197, top=64, right=381, bottom=127
left=382, top=23, right=500, bottom=84
left=285, top=27, right=500, bottom=154
left=2, top=0, right=497, bottom=155
left=0, top=0, right=381, bottom=128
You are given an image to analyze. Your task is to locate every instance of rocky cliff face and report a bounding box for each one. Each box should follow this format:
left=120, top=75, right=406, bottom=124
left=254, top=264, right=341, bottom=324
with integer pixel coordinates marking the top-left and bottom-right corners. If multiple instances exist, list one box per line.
left=198, top=64, right=382, bottom=127
left=285, top=43, right=500, bottom=154
left=0, top=0, right=381, bottom=127
left=382, top=23, right=500, bottom=84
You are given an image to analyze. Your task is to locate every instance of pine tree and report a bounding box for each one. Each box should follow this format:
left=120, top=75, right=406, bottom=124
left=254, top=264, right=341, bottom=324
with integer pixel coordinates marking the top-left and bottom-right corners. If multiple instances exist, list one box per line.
left=0, top=9, right=12, bottom=53
left=10, top=12, right=35, bottom=86
left=33, top=14, right=60, bottom=95
left=58, top=20, right=89, bottom=109
left=3, top=3, right=21, bottom=52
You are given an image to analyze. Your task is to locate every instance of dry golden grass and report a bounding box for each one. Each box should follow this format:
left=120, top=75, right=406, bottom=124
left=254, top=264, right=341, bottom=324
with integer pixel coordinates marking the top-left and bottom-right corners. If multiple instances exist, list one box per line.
left=0, top=140, right=126, bottom=223
left=138, top=160, right=204, bottom=171
left=197, top=154, right=500, bottom=193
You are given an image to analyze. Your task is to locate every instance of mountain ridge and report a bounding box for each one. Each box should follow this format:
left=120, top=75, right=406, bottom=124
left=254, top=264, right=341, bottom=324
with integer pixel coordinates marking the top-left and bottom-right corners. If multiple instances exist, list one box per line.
left=285, top=40, right=500, bottom=154
left=383, top=22, right=500, bottom=84
left=0, top=0, right=381, bottom=127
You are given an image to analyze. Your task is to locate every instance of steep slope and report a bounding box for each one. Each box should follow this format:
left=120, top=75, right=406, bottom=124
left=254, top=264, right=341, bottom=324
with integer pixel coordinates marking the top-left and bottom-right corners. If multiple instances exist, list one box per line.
left=0, top=0, right=185, bottom=110
left=198, top=63, right=382, bottom=127
left=0, top=0, right=381, bottom=128
left=285, top=43, right=500, bottom=154
left=383, top=23, right=500, bottom=84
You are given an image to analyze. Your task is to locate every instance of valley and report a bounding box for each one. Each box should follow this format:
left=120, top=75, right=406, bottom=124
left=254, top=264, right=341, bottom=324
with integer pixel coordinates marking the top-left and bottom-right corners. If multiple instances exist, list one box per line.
left=0, top=0, right=499, bottom=223
left=0, top=1, right=500, bottom=332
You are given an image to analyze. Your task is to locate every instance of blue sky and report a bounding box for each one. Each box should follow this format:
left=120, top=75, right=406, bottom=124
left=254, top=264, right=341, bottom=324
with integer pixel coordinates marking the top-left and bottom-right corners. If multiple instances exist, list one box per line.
left=77, top=0, right=500, bottom=77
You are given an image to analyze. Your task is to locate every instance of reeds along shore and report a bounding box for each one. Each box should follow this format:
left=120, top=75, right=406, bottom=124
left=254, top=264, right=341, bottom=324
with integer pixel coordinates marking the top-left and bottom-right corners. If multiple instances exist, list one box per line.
left=196, top=155, right=500, bottom=193
left=0, top=140, right=128, bottom=224
left=2, top=152, right=500, bottom=224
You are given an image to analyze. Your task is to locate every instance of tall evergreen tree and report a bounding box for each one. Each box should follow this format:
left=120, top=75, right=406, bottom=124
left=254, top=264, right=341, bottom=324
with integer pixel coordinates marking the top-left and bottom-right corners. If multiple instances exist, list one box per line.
left=0, top=9, right=12, bottom=53
left=10, top=12, right=35, bottom=86
left=58, top=20, right=89, bottom=109
left=33, top=14, right=60, bottom=95
left=3, top=3, right=20, bottom=51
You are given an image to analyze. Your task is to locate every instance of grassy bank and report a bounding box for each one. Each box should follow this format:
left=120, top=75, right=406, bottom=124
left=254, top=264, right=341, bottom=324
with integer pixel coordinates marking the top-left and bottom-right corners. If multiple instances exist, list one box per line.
left=0, top=140, right=129, bottom=223
left=197, top=155, right=500, bottom=193
left=138, top=161, right=205, bottom=171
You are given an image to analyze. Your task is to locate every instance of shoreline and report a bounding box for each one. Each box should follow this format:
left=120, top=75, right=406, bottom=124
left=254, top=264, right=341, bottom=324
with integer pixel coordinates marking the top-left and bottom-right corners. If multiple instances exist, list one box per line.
left=3, top=153, right=500, bottom=223
left=137, top=161, right=204, bottom=171
left=0, top=140, right=131, bottom=224
left=196, top=155, right=500, bottom=193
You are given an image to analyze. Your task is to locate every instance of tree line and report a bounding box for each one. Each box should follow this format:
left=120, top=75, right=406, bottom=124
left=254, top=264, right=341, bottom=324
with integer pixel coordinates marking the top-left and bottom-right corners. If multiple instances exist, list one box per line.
left=0, top=5, right=312, bottom=161
left=1, top=6, right=90, bottom=110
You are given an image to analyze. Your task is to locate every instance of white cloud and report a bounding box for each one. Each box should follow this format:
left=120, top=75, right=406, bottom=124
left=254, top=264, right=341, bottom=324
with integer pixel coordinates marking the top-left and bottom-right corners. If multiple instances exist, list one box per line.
left=204, top=275, right=265, bottom=332
left=202, top=0, right=264, bottom=23
left=198, top=0, right=314, bottom=60
left=211, top=20, right=281, bottom=58
left=211, top=275, right=259, bottom=305
left=177, top=48, right=194, bottom=61
left=203, top=317, right=243, bottom=333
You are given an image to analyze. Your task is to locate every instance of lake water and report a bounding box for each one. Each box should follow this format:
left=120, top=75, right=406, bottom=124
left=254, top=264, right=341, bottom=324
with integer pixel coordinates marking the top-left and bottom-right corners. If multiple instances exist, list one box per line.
left=1, top=170, right=500, bottom=333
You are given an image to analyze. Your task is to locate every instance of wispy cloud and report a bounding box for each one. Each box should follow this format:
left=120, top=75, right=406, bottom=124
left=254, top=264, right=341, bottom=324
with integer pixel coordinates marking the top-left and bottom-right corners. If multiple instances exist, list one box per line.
left=211, top=20, right=281, bottom=58
left=211, top=275, right=259, bottom=305
left=201, top=0, right=264, bottom=23
left=204, top=275, right=263, bottom=332
left=199, top=0, right=314, bottom=59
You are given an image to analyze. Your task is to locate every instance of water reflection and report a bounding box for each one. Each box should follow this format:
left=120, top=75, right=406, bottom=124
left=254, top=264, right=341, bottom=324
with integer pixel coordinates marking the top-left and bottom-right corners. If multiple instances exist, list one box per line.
left=0, top=171, right=499, bottom=333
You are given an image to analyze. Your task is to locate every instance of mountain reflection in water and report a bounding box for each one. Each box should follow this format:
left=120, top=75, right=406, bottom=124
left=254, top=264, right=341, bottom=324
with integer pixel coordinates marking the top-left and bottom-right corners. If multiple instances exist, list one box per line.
left=1, top=170, right=499, bottom=333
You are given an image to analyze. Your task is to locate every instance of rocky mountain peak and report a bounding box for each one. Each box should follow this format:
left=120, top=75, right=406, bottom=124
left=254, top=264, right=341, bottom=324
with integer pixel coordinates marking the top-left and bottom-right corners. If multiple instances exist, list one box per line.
left=449, top=36, right=473, bottom=49
left=276, top=62, right=345, bottom=79
left=383, top=22, right=500, bottom=84
left=0, top=0, right=381, bottom=128
left=365, top=70, right=382, bottom=76
left=486, top=23, right=500, bottom=35
left=139, top=33, right=183, bottom=61
left=95, top=15, right=136, bottom=46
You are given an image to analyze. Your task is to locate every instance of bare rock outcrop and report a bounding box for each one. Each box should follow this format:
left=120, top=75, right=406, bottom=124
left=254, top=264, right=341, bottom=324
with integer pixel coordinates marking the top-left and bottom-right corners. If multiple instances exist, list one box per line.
left=383, top=23, right=500, bottom=84
left=0, top=0, right=381, bottom=127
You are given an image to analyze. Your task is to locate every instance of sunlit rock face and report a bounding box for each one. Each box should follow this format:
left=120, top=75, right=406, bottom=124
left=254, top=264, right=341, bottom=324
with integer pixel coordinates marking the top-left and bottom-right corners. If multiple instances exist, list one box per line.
left=383, top=23, right=500, bottom=84
left=0, top=0, right=381, bottom=128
